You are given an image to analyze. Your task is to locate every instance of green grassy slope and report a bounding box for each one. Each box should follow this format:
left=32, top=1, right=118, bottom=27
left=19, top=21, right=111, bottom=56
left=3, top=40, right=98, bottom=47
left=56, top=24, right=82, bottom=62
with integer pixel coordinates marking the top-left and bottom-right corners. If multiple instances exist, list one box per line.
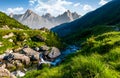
left=0, top=29, right=63, bottom=54
left=23, top=28, right=120, bottom=78
left=0, top=12, right=29, bottom=29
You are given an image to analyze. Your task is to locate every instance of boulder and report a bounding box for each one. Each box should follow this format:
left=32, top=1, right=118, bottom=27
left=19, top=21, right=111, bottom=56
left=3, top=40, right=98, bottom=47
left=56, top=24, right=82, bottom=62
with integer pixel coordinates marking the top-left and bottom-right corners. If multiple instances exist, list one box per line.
left=14, top=60, right=24, bottom=70
left=3, top=53, right=30, bottom=65
left=8, top=39, right=13, bottom=42
left=5, top=49, right=13, bottom=53
left=3, top=53, right=14, bottom=62
left=6, top=63, right=16, bottom=71
left=48, top=47, right=61, bottom=59
left=0, top=54, right=6, bottom=61
left=11, top=53, right=30, bottom=65
left=10, top=73, right=16, bottom=78
left=22, top=48, right=40, bottom=61
left=13, top=47, right=22, bottom=53
left=31, top=35, right=45, bottom=42
left=43, top=51, right=49, bottom=56
left=34, top=47, right=40, bottom=51
left=2, top=32, right=14, bottom=39
left=0, top=66, right=11, bottom=78
left=39, top=45, right=50, bottom=51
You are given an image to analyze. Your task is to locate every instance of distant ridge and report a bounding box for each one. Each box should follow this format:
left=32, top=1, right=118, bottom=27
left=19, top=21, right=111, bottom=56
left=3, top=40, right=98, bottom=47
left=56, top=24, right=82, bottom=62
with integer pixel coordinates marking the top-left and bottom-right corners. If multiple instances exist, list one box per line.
left=11, top=10, right=80, bottom=29
left=51, top=0, right=120, bottom=37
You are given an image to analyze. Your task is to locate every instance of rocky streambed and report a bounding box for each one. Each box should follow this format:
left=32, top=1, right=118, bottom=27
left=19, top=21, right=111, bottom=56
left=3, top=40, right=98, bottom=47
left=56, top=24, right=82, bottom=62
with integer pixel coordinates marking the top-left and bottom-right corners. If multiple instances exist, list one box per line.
left=0, top=45, right=79, bottom=78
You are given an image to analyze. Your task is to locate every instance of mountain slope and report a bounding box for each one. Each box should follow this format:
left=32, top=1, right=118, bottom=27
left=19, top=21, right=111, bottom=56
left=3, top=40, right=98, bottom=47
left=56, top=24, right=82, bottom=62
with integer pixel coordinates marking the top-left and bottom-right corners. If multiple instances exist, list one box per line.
left=0, top=11, right=29, bottom=29
left=13, top=10, right=80, bottom=29
left=54, top=10, right=80, bottom=25
left=51, top=0, right=120, bottom=37
left=13, top=10, right=54, bottom=29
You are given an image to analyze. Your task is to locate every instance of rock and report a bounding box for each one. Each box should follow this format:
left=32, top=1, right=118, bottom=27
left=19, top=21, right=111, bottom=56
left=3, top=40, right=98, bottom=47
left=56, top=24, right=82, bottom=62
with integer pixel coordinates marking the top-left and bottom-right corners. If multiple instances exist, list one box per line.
left=12, top=70, right=25, bottom=77
left=10, top=73, right=16, bottom=78
left=8, top=39, right=13, bottom=42
left=12, top=53, right=30, bottom=65
left=31, top=35, right=45, bottom=42
left=2, top=32, right=14, bottom=39
left=3, top=53, right=14, bottom=62
left=48, top=47, right=61, bottom=59
left=6, top=63, right=16, bottom=71
left=39, top=45, right=50, bottom=51
left=43, top=51, right=49, bottom=56
left=0, top=54, right=6, bottom=61
left=0, top=42, right=3, bottom=47
left=5, top=49, right=13, bottom=53
left=13, top=47, right=22, bottom=53
left=34, top=47, right=40, bottom=51
left=0, top=67, right=11, bottom=78
left=1, top=25, right=10, bottom=30
left=14, top=60, right=24, bottom=70
left=22, top=48, right=40, bottom=61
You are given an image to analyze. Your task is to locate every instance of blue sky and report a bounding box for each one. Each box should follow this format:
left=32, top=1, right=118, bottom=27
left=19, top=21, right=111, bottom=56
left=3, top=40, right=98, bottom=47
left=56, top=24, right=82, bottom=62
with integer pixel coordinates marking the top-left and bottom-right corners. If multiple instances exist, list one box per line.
left=0, top=0, right=111, bottom=16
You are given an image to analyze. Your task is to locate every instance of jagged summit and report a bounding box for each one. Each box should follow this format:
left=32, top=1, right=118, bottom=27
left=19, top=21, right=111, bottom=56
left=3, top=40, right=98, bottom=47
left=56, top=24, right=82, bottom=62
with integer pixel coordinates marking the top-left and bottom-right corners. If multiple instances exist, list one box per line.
left=12, top=9, right=80, bottom=29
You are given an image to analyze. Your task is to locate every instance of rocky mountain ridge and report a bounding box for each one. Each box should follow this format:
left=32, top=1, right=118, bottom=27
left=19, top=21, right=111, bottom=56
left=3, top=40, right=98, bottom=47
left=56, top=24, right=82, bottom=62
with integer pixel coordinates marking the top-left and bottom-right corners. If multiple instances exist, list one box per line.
left=11, top=10, right=80, bottom=29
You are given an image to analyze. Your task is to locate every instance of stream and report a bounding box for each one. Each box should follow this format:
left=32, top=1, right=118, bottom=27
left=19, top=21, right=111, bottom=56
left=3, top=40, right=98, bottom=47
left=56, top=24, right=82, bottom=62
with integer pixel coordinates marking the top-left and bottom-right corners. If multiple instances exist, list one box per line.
left=12, top=45, right=80, bottom=77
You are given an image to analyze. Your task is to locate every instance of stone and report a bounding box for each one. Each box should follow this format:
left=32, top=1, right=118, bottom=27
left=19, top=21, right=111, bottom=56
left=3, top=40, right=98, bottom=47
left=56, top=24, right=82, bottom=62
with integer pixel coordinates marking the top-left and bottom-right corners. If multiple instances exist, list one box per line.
left=14, top=60, right=24, bottom=70
left=12, top=70, right=25, bottom=77
left=5, top=49, right=13, bottom=53
left=10, top=73, right=16, bottom=78
left=34, top=47, right=40, bottom=51
left=31, top=35, right=45, bottom=42
left=0, top=67, right=11, bottom=78
left=22, top=48, right=40, bottom=61
left=3, top=53, right=14, bottom=62
left=0, top=54, right=6, bottom=61
left=43, top=51, right=49, bottom=56
left=39, top=45, right=50, bottom=51
left=2, top=32, right=14, bottom=39
left=6, top=63, right=16, bottom=71
left=8, top=39, right=13, bottom=42
left=48, top=47, right=61, bottom=59
left=0, top=42, right=3, bottom=47
left=13, top=47, right=22, bottom=53
left=12, top=53, right=30, bottom=65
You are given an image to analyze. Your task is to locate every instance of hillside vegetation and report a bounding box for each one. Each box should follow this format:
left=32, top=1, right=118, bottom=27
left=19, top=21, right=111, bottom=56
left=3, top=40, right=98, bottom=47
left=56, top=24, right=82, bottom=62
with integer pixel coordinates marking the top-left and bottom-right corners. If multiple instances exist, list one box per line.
left=0, top=29, right=63, bottom=54
left=0, top=12, right=29, bottom=29
left=23, top=30, right=120, bottom=78
left=0, top=11, right=64, bottom=54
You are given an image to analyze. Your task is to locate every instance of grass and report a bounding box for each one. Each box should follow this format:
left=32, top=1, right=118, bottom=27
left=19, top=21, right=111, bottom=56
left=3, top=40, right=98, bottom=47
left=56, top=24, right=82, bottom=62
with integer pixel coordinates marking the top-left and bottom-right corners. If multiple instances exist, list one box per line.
left=0, top=11, right=29, bottom=29
left=23, top=31, right=120, bottom=78
left=0, top=29, right=64, bottom=54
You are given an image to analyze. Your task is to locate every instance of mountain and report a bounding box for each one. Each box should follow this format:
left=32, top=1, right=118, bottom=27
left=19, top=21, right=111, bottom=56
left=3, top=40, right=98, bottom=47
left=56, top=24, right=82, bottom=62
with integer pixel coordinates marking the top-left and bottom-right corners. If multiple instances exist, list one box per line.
left=12, top=10, right=80, bottom=29
left=42, top=10, right=80, bottom=26
left=51, top=0, right=120, bottom=37
left=12, top=9, right=54, bottom=29
left=54, top=10, right=80, bottom=25
left=0, top=11, right=29, bottom=30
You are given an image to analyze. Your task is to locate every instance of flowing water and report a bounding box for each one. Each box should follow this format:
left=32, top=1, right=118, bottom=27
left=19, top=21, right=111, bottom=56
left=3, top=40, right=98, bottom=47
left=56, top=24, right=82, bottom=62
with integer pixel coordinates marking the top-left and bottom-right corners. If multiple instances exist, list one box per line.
left=12, top=45, right=79, bottom=77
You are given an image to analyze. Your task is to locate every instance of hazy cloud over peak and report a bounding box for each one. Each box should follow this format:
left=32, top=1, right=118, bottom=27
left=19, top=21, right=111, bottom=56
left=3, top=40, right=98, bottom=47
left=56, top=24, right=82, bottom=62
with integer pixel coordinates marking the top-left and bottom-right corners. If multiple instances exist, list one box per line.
left=99, top=0, right=108, bottom=5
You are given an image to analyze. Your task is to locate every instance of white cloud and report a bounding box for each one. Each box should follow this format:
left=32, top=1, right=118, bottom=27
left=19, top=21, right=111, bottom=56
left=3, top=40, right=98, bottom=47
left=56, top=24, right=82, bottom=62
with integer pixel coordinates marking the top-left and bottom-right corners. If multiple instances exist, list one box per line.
left=6, top=7, right=24, bottom=14
left=29, top=0, right=37, bottom=6
left=83, top=4, right=94, bottom=11
left=74, top=3, right=80, bottom=7
left=99, top=0, right=108, bottom=5
left=29, top=0, right=73, bottom=16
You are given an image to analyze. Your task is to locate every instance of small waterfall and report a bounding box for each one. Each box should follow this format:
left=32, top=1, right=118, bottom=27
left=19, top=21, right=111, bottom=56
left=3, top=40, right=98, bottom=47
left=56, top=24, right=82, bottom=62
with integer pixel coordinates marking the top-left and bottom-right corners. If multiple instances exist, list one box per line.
left=38, top=45, right=79, bottom=66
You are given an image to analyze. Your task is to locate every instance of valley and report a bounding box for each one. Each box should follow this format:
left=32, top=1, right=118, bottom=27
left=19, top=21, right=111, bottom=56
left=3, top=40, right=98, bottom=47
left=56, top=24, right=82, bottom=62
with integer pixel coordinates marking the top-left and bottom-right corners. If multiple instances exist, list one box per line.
left=1, top=0, right=120, bottom=78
